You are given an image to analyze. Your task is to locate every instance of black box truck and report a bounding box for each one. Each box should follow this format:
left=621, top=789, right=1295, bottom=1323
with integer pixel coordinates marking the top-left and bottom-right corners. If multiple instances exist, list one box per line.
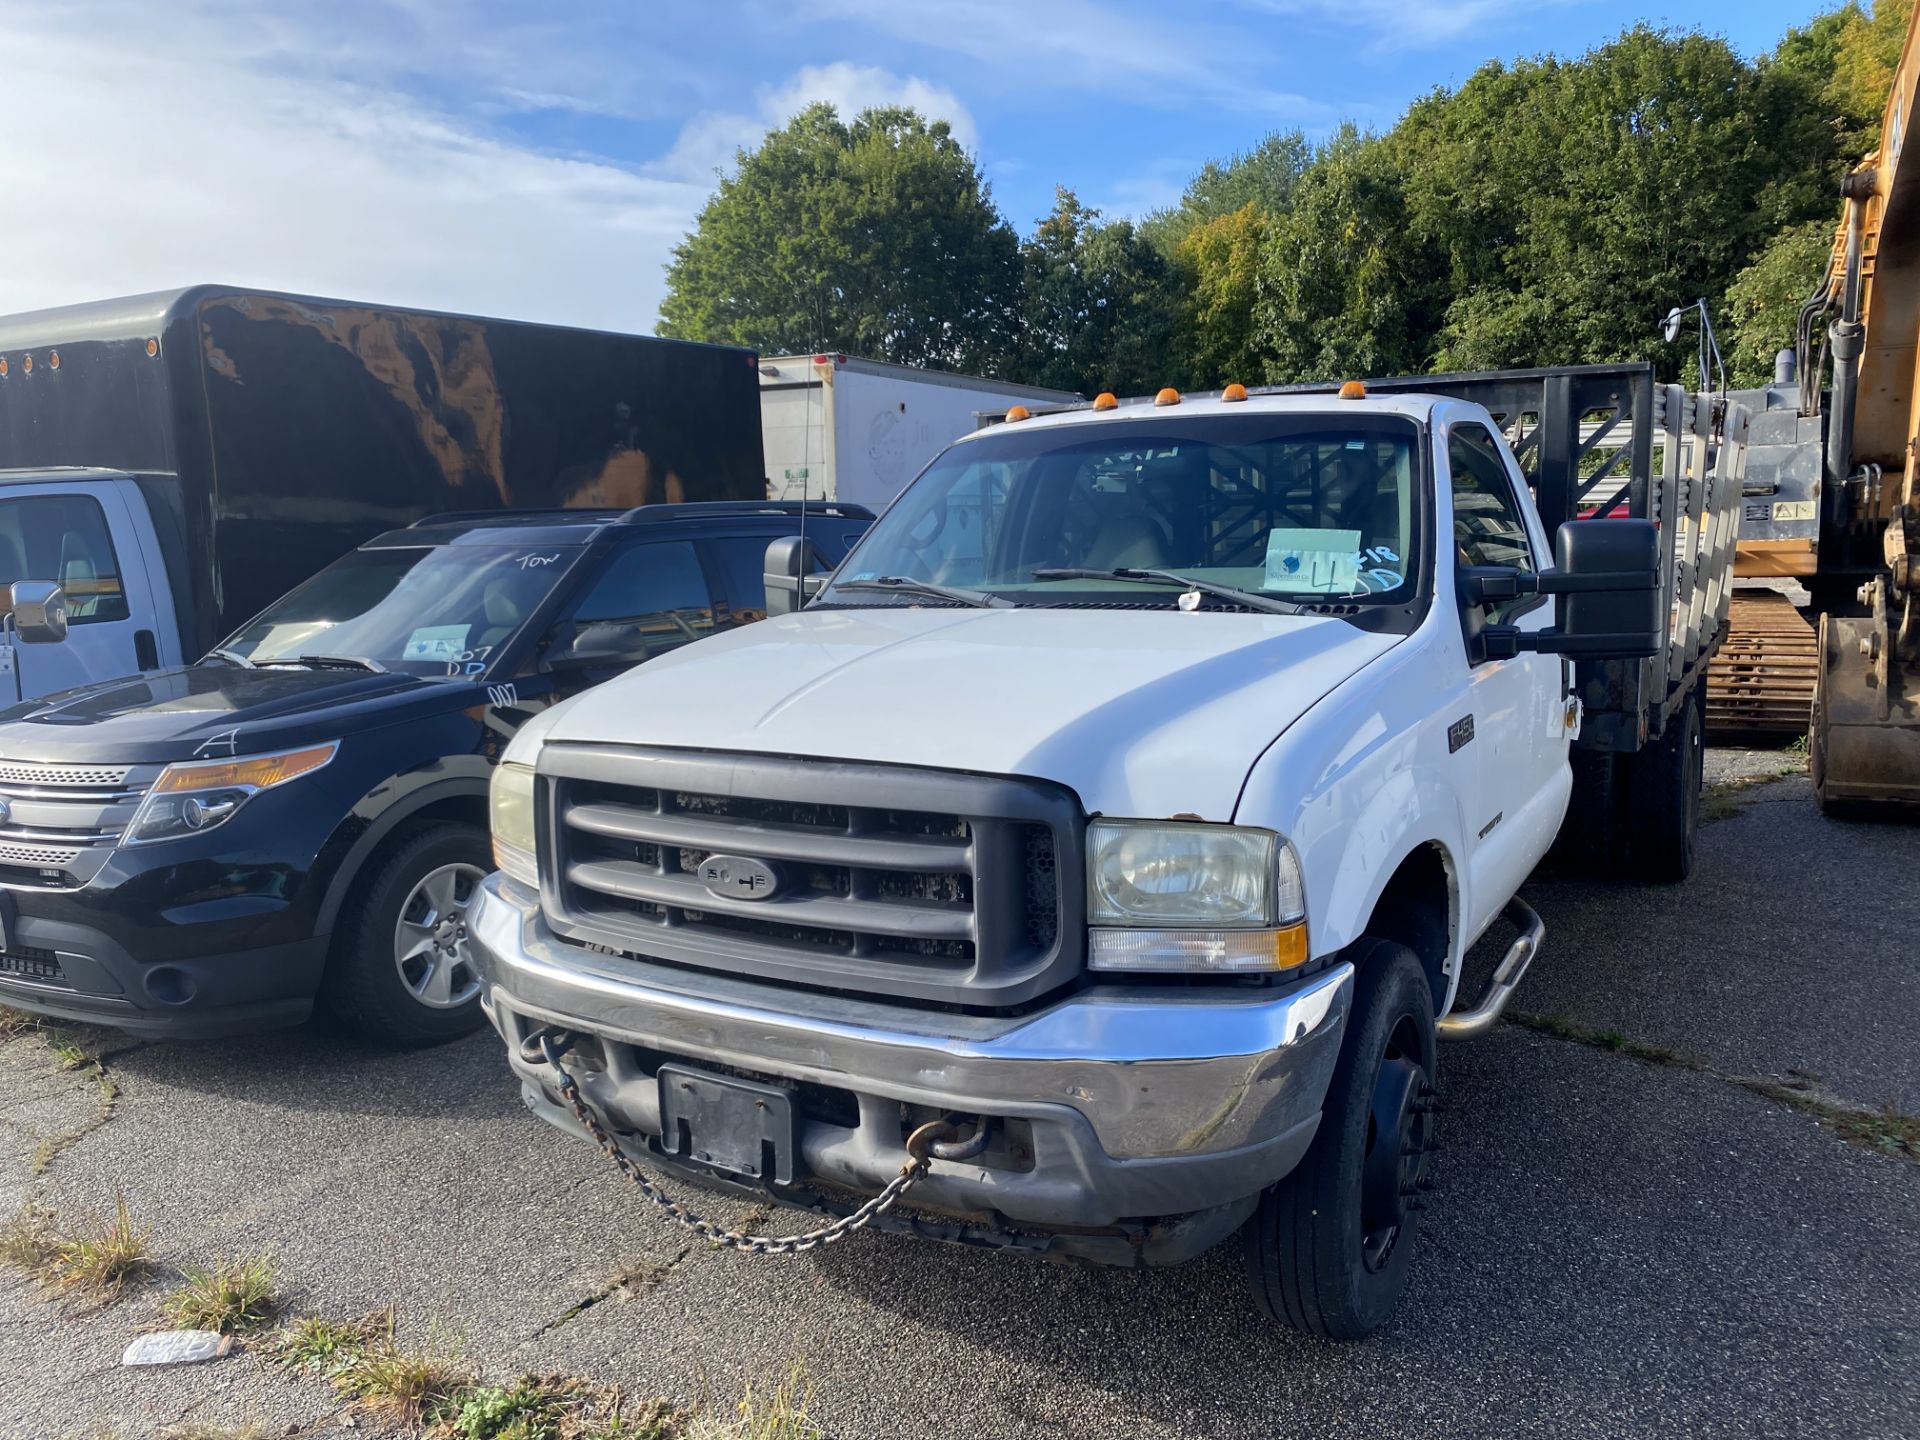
left=0, top=286, right=764, bottom=698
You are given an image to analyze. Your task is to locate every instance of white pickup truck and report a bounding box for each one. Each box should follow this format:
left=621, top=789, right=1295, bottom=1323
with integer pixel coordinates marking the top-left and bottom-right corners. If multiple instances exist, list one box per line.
left=471, top=372, right=1744, bottom=1339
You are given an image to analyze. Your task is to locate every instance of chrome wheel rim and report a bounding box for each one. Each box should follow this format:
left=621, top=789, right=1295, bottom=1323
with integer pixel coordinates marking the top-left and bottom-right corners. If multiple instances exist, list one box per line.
left=394, top=862, right=485, bottom=1009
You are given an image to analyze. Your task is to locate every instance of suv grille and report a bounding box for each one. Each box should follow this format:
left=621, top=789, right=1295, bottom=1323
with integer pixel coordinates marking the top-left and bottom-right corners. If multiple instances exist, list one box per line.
left=541, top=746, right=1083, bottom=1007
left=0, top=759, right=161, bottom=884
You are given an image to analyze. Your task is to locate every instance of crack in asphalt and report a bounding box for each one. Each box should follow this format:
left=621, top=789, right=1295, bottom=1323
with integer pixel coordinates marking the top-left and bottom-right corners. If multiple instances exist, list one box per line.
left=533, top=1243, right=694, bottom=1338
left=1505, top=1011, right=1920, bottom=1163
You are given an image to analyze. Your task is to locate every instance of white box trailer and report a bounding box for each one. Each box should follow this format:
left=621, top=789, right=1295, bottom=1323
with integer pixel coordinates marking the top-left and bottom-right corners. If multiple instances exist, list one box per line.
left=759, top=354, right=1078, bottom=511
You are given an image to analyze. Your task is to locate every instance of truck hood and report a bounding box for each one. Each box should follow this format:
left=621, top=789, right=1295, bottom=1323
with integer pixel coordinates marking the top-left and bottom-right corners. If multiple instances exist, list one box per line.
left=0, top=664, right=481, bottom=764
left=546, top=607, right=1401, bottom=820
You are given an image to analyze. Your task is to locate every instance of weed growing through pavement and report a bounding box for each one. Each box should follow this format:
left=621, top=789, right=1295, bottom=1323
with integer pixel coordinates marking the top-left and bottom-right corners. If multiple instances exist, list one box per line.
left=329, top=1327, right=472, bottom=1425
left=160, top=1255, right=279, bottom=1334
left=0, top=1195, right=155, bottom=1301
left=0, top=1004, right=39, bottom=1038
left=685, top=1364, right=823, bottom=1440
left=268, top=1307, right=392, bottom=1376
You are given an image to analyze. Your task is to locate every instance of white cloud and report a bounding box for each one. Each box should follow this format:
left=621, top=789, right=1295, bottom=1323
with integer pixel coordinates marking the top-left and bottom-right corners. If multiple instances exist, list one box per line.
left=803, top=0, right=1329, bottom=120
left=0, top=3, right=705, bottom=331
left=654, top=62, right=980, bottom=183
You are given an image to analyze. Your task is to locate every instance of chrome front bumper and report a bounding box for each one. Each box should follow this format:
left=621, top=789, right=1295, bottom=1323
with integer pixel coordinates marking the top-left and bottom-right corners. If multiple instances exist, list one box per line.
left=470, top=874, right=1350, bottom=1259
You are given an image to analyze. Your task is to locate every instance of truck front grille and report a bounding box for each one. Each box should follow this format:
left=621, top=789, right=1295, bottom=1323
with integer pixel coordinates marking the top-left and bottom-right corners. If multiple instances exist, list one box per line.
left=540, top=746, right=1084, bottom=1007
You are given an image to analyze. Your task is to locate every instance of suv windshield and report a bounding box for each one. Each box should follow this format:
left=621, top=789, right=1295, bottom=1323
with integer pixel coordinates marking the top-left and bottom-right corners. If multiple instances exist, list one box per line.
left=823, top=413, right=1422, bottom=609
left=216, top=542, right=584, bottom=677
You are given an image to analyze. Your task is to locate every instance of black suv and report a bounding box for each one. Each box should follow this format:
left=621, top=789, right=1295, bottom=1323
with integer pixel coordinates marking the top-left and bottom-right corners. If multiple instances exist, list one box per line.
left=0, top=502, right=870, bottom=1043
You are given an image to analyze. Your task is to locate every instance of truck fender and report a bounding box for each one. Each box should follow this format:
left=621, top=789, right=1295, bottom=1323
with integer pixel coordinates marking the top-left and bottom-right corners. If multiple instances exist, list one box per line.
left=314, top=775, right=490, bottom=936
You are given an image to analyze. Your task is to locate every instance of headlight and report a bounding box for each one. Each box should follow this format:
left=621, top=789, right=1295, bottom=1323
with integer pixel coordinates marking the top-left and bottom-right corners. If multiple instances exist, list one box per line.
left=123, top=742, right=338, bottom=846
left=489, top=761, right=538, bottom=887
left=1086, top=820, right=1308, bottom=973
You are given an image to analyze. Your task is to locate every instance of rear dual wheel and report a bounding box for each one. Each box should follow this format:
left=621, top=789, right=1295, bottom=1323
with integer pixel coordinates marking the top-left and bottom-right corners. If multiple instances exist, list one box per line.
left=1243, top=942, right=1436, bottom=1341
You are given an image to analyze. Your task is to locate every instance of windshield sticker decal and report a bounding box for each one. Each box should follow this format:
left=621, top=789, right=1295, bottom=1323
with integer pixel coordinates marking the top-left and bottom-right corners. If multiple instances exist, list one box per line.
left=515, top=553, right=560, bottom=569
left=1265, top=528, right=1362, bottom=593
left=403, top=624, right=471, bottom=662
left=194, top=728, right=240, bottom=758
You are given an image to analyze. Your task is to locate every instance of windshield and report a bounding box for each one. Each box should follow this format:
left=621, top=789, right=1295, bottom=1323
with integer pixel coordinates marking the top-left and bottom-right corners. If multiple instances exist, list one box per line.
left=216, top=542, right=585, bottom=677
left=821, top=413, right=1423, bottom=609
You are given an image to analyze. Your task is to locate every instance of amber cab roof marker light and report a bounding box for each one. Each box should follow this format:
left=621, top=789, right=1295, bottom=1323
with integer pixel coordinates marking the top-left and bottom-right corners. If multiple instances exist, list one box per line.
left=1154, top=387, right=1181, bottom=406
left=1222, top=383, right=1248, bottom=402
left=146, top=337, right=160, bottom=358
left=1092, top=392, right=1119, bottom=411
left=0, top=358, right=8, bottom=378
left=1004, top=405, right=1031, bottom=422
left=20, top=354, right=31, bottom=375
left=1338, top=380, right=1367, bottom=400
left=47, top=350, right=59, bottom=370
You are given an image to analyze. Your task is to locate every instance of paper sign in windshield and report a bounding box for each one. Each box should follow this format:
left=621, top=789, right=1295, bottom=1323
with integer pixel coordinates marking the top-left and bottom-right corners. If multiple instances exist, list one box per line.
left=403, top=624, right=471, bottom=662
left=1265, top=529, right=1362, bottom=593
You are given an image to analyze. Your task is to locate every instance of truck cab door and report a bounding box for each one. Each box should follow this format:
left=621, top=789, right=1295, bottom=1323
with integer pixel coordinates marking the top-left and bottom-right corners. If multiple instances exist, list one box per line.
left=0, top=481, right=177, bottom=701
left=1445, top=421, right=1570, bottom=939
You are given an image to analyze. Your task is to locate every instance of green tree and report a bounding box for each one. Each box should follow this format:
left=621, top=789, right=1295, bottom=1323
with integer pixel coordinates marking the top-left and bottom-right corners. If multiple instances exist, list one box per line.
left=1255, top=127, right=1440, bottom=382
left=658, top=104, right=1021, bottom=373
left=1171, top=203, right=1269, bottom=388
left=1724, top=219, right=1834, bottom=385
left=1140, top=132, right=1310, bottom=252
left=1018, top=188, right=1182, bottom=395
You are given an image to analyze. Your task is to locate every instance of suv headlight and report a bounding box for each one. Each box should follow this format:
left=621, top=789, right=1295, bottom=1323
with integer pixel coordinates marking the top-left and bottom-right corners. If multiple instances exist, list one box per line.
left=123, top=742, right=339, bottom=846
left=490, top=761, right=538, bottom=888
left=1086, top=820, right=1308, bottom=973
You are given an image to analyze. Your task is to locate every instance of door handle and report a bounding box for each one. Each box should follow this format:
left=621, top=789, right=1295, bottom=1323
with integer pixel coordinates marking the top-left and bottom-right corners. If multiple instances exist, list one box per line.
left=134, top=629, right=159, bottom=670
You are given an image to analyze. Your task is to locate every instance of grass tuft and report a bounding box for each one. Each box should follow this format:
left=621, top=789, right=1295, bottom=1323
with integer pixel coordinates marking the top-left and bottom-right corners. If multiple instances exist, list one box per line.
left=332, top=1330, right=471, bottom=1424
left=158, top=1425, right=273, bottom=1440
left=686, top=1365, right=821, bottom=1440
left=269, top=1308, right=392, bottom=1376
left=43, top=1195, right=153, bottom=1301
left=0, top=1004, right=40, bottom=1038
left=0, top=1203, right=60, bottom=1270
left=160, top=1255, right=279, bottom=1334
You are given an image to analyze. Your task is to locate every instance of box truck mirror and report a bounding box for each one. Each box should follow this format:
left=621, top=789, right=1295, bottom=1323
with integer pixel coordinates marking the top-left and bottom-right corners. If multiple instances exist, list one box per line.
left=10, top=582, right=69, bottom=645
left=764, top=536, right=825, bottom=617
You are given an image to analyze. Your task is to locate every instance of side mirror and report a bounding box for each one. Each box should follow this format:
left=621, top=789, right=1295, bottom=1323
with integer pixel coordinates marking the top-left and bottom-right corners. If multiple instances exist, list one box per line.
left=1468, top=519, right=1661, bottom=661
left=763, top=535, right=826, bottom=617
left=10, top=582, right=69, bottom=645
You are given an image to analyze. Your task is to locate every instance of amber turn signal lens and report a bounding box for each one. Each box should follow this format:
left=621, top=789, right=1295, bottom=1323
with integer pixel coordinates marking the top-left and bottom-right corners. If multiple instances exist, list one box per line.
left=152, top=742, right=340, bottom=794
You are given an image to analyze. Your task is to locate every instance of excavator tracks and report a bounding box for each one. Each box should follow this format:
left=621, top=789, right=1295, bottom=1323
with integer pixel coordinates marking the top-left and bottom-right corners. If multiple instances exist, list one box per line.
left=1705, top=590, right=1819, bottom=739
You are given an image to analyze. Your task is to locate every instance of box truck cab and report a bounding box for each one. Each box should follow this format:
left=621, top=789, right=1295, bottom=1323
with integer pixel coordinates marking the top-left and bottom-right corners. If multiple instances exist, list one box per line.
left=469, top=378, right=1736, bottom=1338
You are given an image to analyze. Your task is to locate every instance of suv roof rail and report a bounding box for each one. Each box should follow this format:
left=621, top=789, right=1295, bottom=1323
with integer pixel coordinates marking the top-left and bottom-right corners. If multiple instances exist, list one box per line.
left=614, top=500, right=876, bottom=524
left=407, top=508, right=621, bottom=528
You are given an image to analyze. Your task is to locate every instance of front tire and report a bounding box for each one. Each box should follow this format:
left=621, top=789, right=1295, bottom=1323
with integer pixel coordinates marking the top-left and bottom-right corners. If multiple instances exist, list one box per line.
left=320, top=822, right=490, bottom=1046
left=1243, top=941, right=1436, bottom=1340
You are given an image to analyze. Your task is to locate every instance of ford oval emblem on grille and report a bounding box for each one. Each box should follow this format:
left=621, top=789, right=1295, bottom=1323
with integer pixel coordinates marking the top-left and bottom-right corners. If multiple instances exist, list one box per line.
left=699, top=853, right=780, bottom=901
left=0, top=798, right=12, bottom=825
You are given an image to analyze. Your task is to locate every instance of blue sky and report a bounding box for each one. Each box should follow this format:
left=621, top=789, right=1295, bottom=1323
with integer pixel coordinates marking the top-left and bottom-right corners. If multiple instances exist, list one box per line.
left=0, top=0, right=1831, bottom=334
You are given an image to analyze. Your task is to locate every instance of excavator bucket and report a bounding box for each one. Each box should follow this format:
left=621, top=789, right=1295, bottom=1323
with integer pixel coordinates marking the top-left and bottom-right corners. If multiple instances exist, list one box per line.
left=1811, top=599, right=1920, bottom=811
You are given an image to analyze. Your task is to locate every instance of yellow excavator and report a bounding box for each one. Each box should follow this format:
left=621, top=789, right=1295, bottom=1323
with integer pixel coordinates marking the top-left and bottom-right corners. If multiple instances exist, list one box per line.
left=1707, top=4, right=1920, bottom=810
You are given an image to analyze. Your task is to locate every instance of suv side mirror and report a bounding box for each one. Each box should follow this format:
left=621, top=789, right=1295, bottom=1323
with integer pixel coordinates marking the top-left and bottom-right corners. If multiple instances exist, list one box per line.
left=10, top=582, right=69, bottom=645
left=1465, top=519, right=1661, bottom=661
left=764, top=535, right=826, bottom=617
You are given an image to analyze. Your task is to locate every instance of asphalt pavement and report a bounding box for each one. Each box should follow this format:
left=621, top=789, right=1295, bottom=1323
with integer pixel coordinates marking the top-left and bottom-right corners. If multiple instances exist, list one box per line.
left=1, top=751, right=1915, bottom=1439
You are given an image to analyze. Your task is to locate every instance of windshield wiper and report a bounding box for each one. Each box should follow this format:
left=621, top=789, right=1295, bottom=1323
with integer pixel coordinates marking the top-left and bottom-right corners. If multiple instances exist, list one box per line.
left=1030, top=567, right=1304, bottom=616
left=260, top=654, right=388, bottom=673
left=832, top=576, right=1012, bottom=609
left=204, top=647, right=254, bottom=668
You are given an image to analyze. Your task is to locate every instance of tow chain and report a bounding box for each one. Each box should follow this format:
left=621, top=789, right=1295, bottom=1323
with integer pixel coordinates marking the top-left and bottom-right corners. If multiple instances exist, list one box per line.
left=524, top=1028, right=958, bottom=1255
